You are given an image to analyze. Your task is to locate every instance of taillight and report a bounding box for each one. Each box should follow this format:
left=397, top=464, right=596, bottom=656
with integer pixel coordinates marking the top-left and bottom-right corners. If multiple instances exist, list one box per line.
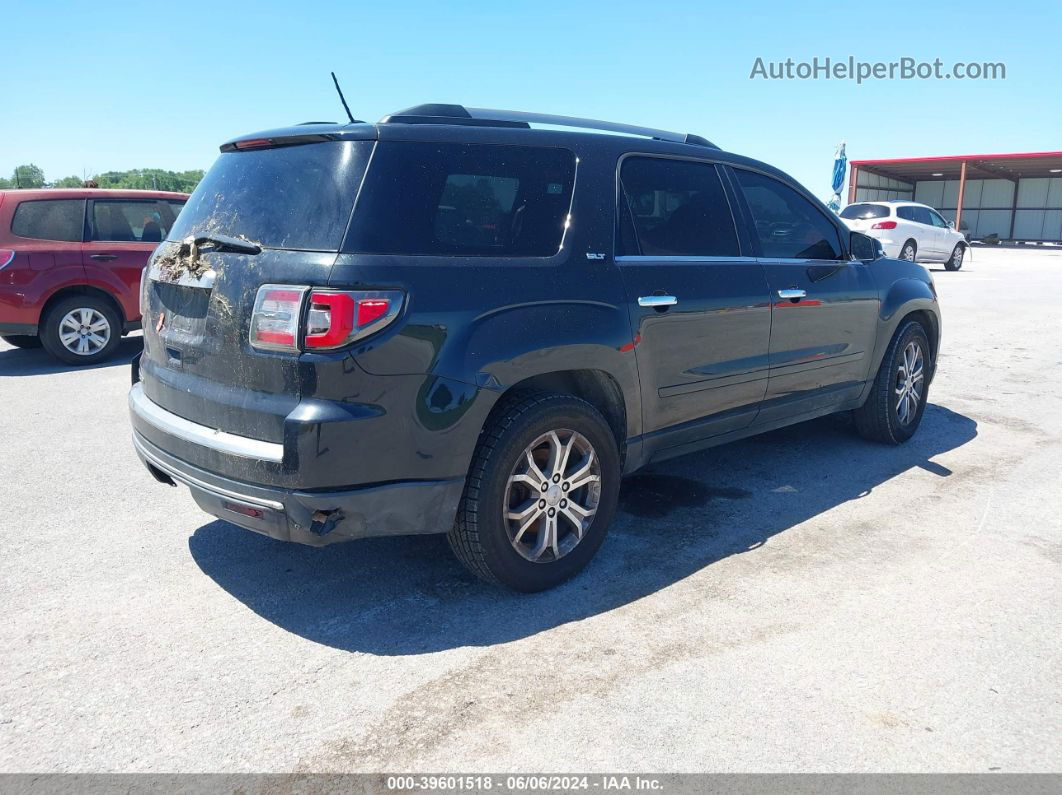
left=249, top=285, right=402, bottom=353
left=0, top=249, right=14, bottom=271
left=304, top=290, right=402, bottom=350
left=233, top=138, right=273, bottom=150
left=249, top=285, right=308, bottom=352
left=872, top=221, right=897, bottom=230
left=139, top=265, right=149, bottom=315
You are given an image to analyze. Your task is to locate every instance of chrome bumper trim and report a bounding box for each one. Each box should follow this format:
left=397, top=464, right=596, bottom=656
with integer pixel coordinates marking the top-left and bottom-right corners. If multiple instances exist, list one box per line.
left=128, top=382, right=284, bottom=463
left=132, top=433, right=285, bottom=511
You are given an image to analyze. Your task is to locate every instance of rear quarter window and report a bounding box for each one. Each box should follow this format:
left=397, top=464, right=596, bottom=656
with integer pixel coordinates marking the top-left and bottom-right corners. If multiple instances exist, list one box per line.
left=11, top=199, right=84, bottom=242
left=345, top=142, right=576, bottom=257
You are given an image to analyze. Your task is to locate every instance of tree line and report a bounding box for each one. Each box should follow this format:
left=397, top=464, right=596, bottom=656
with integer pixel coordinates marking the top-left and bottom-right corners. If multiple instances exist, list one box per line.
left=1, top=164, right=204, bottom=193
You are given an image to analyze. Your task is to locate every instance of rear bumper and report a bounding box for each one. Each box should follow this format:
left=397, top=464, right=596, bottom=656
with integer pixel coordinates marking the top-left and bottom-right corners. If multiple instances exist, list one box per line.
left=129, top=386, right=465, bottom=545
left=130, top=381, right=284, bottom=462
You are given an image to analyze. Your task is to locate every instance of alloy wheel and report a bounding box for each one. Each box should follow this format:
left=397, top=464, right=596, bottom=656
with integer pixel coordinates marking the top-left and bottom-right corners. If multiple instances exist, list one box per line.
left=901, top=244, right=916, bottom=261
left=895, top=340, right=925, bottom=425
left=58, top=308, right=111, bottom=356
left=503, top=429, right=602, bottom=562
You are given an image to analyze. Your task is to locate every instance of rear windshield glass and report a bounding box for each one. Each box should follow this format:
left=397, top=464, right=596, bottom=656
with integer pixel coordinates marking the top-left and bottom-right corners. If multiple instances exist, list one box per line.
left=168, top=140, right=372, bottom=251
left=840, top=203, right=889, bottom=220
left=345, top=142, right=576, bottom=257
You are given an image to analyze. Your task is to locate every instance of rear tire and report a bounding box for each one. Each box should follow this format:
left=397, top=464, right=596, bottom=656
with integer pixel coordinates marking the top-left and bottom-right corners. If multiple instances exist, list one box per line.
left=899, top=240, right=917, bottom=262
left=1, top=335, right=41, bottom=349
left=854, top=320, right=931, bottom=444
left=448, top=392, right=621, bottom=592
left=39, top=295, right=122, bottom=365
left=945, top=244, right=965, bottom=271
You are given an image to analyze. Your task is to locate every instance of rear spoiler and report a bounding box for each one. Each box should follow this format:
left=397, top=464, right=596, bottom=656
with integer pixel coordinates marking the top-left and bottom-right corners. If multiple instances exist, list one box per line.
left=220, top=132, right=342, bottom=152
left=220, top=124, right=377, bottom=153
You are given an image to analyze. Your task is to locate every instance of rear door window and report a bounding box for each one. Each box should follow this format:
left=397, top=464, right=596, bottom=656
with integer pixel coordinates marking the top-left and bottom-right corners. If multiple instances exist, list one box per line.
left=896, top=206, right=916, bottom=222
left=909, top=207, right=934, bottom=226
left=840, top=203, right=889, bottom=220
left=91, top=199, right=185, bottom=242
left=734, top=170, right=843, bottom=260
left=345, top=142, right=576, bottom=257
left=10, top=199, right=85, bottom=242
left=618, top=157, right=740, bottom=257
left=169, top=140, right=372, bottom=251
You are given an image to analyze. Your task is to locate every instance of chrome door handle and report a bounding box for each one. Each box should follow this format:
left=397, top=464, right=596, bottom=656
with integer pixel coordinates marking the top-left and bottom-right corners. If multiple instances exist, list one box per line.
left=777, top=289, right=806, bottom=300
left=90, top=253, right=118, bottom=261
left=638, top=295, right=678, bottom=308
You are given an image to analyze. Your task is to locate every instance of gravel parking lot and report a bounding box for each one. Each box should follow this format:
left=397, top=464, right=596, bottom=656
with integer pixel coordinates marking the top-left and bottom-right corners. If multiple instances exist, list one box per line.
left=1, top=246, right=1060, bottom=773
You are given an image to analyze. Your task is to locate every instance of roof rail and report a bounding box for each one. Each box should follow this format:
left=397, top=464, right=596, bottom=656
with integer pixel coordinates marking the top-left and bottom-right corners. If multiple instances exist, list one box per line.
left=468, top=108, right=718, bottom=148
left=379, top=104, right=718, bottom=148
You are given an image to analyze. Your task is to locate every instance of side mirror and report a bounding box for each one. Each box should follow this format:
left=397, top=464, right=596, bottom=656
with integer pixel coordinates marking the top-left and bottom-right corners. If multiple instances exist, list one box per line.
left=850, top=231, right=880, bottom=261
left=947, top=220, right=956, bottom=229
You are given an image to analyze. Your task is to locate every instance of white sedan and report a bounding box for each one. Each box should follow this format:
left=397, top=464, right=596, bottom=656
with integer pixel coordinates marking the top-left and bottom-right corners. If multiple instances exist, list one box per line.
left=840, top=200, right=967, bottom=270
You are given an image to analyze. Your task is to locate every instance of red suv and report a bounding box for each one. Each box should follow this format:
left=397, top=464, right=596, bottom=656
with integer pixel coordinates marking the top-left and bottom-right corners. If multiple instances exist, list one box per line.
left=0, top=188, right=188, bottom=364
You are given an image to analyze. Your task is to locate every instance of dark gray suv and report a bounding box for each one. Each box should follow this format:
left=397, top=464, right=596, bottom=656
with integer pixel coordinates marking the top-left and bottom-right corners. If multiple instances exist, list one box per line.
left=128, top=105, right=941, bottom=591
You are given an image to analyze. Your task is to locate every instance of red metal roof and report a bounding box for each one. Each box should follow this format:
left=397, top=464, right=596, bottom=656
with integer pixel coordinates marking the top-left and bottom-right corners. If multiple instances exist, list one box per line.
left=850, top=151, right=1062, bottom=181
left=851, top=150, right=1062, bottom=166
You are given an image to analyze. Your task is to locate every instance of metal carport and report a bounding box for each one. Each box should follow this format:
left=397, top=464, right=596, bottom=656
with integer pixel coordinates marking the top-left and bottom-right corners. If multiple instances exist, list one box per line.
left=848, top=151, right=1062, bottom=242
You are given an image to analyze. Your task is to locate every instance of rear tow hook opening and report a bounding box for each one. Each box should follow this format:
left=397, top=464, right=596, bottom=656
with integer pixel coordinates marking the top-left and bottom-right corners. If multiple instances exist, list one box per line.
left=309, top=509, right=344, bottom=536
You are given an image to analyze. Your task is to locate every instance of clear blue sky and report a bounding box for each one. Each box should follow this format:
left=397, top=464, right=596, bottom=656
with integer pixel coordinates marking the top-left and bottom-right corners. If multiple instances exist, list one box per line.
left=2, top=0, right=1058, bottom=200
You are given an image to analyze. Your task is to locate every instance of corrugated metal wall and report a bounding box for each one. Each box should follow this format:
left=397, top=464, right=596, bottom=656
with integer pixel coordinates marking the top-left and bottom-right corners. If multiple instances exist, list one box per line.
left=917, top=178, right=1016, bottom=239
left=853, top=171, right=914, bottom=202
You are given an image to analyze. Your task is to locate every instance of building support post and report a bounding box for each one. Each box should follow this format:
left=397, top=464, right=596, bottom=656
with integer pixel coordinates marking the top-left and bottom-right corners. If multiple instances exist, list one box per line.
left=955, top=160, right=967, bottom=234
left=1008, top=179, right=1019, bottom=241
left=847, top=166, right=858, bottom=204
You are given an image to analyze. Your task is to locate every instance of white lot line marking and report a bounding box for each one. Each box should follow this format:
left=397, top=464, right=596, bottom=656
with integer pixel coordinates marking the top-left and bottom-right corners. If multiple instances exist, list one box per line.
left=890, top=463, right=996, bottom=575
left=975, top=489, right=994, bottom=535
left=919, top=482, right=998, bottom=616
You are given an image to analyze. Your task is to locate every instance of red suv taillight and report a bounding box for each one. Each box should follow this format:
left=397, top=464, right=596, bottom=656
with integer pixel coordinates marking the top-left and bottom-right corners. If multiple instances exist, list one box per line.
left=249, top=285, right=403, bottom=353
left=872, top=221, right=897, bottom=230
left=0, top=250, right=15, bottom=271
left=305, top=290, right=402, bottom=349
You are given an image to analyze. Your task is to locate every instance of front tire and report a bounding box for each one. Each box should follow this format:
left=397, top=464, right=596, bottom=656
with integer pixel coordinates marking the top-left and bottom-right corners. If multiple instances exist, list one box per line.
left=854, top=320, right=931, bottom=444
left=448, top=393, right=621, bottom=592
left=39, top=295, right=122, bottom=365
left=945, top=244, right=965, bottom=271
left=1, top=335, right=42, bottom=349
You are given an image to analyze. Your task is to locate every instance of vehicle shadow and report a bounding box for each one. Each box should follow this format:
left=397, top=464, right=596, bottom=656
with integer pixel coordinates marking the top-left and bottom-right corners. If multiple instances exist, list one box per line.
left=0, top=337, right=141, bottom=376
left=189, top=403, right=977, bottom=656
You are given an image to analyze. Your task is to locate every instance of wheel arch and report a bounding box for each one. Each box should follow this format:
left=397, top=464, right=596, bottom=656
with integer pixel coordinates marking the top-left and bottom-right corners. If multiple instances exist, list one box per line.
left=903, top=308, right=939, bottom=362
left=866, top=278, right=941, bottom=394
left=41, top=285, right=127, bottom=327
left=484, top=369, right=628, bottom=465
